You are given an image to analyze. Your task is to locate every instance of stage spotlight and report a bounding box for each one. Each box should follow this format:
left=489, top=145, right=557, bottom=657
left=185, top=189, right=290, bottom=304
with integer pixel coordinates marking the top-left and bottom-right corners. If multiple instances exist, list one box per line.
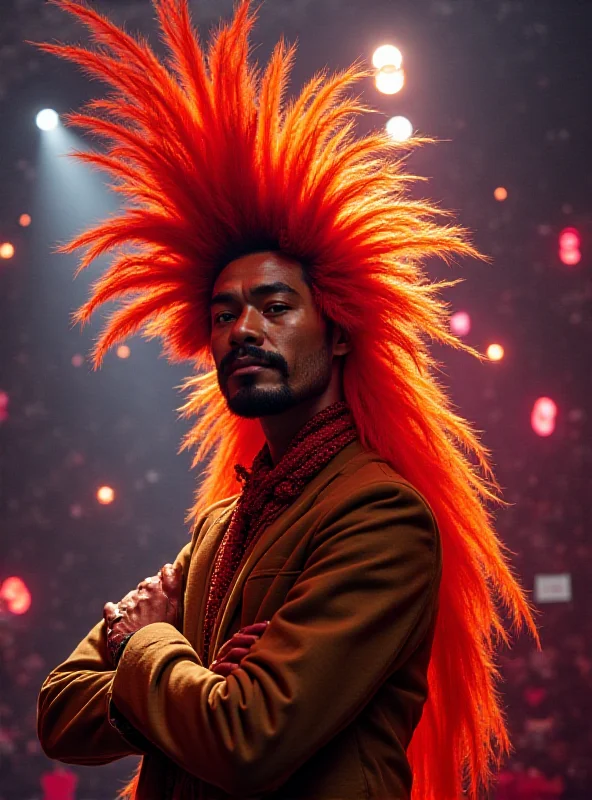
left=450, top=311, right=471, bottom=337
left=36, top=109, right=60, bottom=131
left=97, top=485, right=115, bottom=505
left=386, top=116, right=413, bottom=142
left=486, top=343, right=504, bottom=361
left=531, top=397, right=557, bottom=437
left=375, top=67, right=405, bottom=95
left=372, top=45, right=403, bottom=70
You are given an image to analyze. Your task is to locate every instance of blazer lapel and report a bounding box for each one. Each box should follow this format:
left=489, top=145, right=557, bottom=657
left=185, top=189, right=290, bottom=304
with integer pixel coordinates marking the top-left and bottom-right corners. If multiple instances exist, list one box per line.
left=184, top=502, right=237, bottom=659
left=210, top=440, right=364, bottom=659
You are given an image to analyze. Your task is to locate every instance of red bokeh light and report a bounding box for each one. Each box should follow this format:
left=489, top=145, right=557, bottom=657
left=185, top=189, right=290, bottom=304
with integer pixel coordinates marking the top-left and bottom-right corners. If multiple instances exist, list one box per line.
left=559, top=227, right=581, bottom=266
left=0, top=577, right=32, bottom=615
left=559, top=228, right=580, bottom=250
left=531, top=397, right=557, bottom=437
left=0, top=390, right=9, bottom=423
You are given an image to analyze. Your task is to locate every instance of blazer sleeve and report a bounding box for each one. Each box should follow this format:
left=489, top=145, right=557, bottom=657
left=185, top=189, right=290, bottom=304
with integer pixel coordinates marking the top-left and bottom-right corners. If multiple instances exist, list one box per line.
left=108, top=479, right=441, bottom=795
left=37, top=536, right=196, bottom=764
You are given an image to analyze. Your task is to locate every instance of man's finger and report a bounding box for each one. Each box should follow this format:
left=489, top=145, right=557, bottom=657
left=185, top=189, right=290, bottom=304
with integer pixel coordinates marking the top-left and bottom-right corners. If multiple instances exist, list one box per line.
left=215, top=635, right=258, bottom=660
left=239, top=622, right=270, bottom=636
left=211, top=662, right=239, bottom=677
left=161, top=563, right=183, bottom=598
left=223, top=646, right=251, bottom=663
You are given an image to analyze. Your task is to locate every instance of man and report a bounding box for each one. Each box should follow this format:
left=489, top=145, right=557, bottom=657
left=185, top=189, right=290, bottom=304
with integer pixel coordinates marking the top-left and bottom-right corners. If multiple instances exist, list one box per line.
left=35, top=1, right=538, bottom=799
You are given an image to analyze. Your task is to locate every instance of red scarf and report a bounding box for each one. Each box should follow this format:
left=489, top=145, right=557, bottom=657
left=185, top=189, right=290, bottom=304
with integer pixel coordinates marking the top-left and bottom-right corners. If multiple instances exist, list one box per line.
left=202, top=400, right=357, bottom=665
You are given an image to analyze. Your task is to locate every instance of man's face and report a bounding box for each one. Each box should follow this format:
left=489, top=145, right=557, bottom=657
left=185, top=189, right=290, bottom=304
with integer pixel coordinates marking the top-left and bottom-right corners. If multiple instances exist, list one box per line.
left=209, top=251, right=335, bottom=418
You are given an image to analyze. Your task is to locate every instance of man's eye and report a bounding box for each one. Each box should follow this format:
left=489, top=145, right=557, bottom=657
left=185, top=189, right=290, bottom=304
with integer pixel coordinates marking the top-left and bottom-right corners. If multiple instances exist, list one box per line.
left=215, top=312, right=235, bottom=324
left=266, top=304, right=290, bottom=314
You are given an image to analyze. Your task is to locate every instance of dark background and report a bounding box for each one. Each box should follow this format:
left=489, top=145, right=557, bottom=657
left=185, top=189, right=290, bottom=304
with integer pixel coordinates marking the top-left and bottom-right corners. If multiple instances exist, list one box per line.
left=1, top=1, right=591, bottom=797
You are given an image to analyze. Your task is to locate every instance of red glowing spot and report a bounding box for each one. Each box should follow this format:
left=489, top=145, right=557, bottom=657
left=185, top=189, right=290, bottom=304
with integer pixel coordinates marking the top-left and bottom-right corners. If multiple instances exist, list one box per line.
left=0, top=577, right=32, bottom=615
left=0, top=391, right=8, bottom=423
left=559, top=227, right=580, bottom=250
left=531, top=397, right=557, bottom=437
left=559, top=227, right=581, bottom=266
left=560, top=248, right=581, bottom=266
left=450, top=311, right=471, bottom=337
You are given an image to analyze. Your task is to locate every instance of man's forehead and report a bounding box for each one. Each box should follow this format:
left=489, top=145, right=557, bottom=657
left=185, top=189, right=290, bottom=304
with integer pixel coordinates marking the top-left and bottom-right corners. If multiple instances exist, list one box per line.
left=211, top=253, right=306, bottom=296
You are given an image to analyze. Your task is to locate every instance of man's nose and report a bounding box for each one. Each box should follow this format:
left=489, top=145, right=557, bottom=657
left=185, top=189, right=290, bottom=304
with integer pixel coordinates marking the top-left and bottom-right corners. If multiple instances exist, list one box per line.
left=230, top=306, right=265, bottom=347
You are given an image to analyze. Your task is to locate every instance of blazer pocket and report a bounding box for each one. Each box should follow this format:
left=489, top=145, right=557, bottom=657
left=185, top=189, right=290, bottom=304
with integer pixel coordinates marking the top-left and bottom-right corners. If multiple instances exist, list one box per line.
left=241, top=570, right=302, bottom=626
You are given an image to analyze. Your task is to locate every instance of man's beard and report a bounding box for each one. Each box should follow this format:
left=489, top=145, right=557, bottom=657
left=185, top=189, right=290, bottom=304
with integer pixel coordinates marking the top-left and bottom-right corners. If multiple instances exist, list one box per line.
left=222, top=346, right=333, bottom=419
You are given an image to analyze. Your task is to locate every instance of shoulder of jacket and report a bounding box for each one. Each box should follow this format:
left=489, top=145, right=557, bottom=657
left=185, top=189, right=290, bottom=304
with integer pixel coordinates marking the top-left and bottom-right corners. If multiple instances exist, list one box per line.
left=190, top=494, right=239, bottom=539
left=327, top=453, right=439, bottom=531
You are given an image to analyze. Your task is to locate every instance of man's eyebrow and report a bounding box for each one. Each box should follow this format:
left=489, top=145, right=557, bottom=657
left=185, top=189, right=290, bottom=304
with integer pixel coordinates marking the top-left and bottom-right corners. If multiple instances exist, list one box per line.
left=210, top=282, right=300, bottom=306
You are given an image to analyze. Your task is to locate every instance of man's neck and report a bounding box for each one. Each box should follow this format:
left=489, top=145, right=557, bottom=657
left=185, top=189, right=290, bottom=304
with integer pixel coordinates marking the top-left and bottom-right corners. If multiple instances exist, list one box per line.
left=259, top=391, right=344, bottom=465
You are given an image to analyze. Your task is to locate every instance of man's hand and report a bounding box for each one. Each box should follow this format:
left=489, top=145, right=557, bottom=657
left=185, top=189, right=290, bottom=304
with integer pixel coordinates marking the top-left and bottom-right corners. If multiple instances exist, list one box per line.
left=103, top=563, right=183, bottom=662
left=210, top=621, right=270, bottom=676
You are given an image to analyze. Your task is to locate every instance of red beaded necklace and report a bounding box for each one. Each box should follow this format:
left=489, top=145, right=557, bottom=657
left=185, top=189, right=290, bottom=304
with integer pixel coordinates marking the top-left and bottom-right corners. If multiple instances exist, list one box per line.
left=202, top=400, right=357, bottom=665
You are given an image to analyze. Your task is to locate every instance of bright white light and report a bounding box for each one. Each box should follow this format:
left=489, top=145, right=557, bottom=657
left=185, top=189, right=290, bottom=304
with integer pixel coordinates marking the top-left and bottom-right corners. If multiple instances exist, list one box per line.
left=386, top=116, right=413, bottom=142
left=375, top=67, right=405, bottom=95
left=372, top=45, right=403, bottom=70
left=36, top=109, right=60, bottom=131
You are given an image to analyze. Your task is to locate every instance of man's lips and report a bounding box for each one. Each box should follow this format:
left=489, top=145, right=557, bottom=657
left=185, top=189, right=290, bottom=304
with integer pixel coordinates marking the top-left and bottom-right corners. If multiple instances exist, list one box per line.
left=226, top=361, right=274, bottom=377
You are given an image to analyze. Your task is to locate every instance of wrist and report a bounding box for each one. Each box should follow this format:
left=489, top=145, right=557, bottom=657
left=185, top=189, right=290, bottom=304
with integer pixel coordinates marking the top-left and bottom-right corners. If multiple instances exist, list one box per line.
left=109, top=631, right=136, bottom=667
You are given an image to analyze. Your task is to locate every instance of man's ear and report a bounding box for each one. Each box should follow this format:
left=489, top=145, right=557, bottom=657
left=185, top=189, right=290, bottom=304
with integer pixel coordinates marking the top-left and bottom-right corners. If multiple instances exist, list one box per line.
left=332, top=323, right=352, bottom=357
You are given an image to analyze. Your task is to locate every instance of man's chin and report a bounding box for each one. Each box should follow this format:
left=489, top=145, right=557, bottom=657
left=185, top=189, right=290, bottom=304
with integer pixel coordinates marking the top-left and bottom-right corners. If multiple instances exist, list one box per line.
left=226, top=386, right=295, bottom=418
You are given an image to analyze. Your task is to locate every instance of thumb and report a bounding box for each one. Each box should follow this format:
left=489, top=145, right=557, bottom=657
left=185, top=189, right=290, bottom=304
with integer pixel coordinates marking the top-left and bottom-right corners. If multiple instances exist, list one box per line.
left=161, top=563, right=183, bottom=598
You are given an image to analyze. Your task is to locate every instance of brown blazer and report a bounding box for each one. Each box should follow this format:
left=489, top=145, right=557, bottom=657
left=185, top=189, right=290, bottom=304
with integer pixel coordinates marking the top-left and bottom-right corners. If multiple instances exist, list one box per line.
left=38, top=440, right=441, bottom=799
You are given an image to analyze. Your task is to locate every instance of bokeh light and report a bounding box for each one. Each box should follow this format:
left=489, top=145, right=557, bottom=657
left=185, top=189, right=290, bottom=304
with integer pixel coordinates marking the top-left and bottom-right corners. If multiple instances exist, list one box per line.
left=0, top=577, right=32, bottom=615
left=35, top=109, right=60, bottom=131
left=494, top=187, right=508, bottom=201
left=386, top=116, right=413, bottom=142
left=0, top=242, right=15, bottom=259
left=560, top=248, right=582, bottom=266
left=19, top=214, right=32, bottom=227
left=559, top=227, right=582, bottom=265
left=0, top=391, right=9, bottom=423
left=372, top=44, right=403, bottom=70
left=531, top=397, right=557, bottom=437
left=450, top=311, right=472, bottom=337
left=71, top=354, right=84, bottom=368
left=559, top=228, right=580, bottom=250
left=486, top=343, right=504, bottom=361
left=117, top=344, right=131, bottom=359
left=375, top=67, right=405, bottom=95
left=97, top=485, right=115, bottom=505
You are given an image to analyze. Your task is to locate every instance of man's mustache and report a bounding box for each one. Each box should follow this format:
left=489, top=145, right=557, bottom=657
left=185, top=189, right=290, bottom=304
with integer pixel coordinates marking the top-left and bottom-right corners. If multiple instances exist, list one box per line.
left=219, top=345, right=289, bottom=378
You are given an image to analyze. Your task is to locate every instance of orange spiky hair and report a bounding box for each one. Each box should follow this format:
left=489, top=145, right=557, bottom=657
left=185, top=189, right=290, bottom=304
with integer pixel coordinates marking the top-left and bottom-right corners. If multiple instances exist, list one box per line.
left=35, top=1, right=538, bottom=797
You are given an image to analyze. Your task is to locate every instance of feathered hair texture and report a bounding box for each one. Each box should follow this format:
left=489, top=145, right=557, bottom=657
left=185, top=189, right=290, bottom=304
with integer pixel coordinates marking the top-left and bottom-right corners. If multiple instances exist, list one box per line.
left=33, top=1, right=538, bottom=798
